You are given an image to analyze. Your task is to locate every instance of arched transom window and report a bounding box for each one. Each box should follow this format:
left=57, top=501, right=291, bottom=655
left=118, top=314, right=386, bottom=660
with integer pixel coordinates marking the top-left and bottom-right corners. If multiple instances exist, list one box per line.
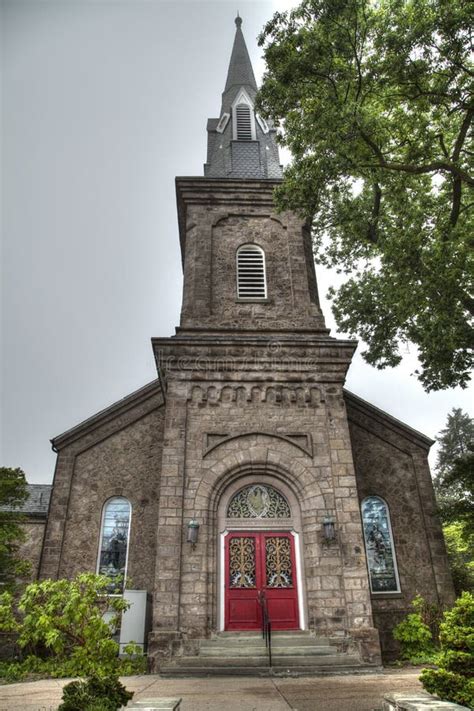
left=97, top=497, right=131, bottom=591
left=236, top=244, right=267, bottom=300
left=361, top=496, right=400, bottom=593
left=227, top=484, right=290, bottom=519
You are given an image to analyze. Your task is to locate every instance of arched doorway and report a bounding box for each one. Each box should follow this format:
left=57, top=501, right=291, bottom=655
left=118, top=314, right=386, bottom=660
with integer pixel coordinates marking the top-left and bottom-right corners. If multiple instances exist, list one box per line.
left=217, top=475, right=306, bottom=632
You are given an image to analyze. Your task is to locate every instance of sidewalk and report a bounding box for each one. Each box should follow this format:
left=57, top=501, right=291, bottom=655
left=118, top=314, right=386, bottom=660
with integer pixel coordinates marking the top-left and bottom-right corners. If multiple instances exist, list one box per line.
left=0, top=668, right=425, bottom=711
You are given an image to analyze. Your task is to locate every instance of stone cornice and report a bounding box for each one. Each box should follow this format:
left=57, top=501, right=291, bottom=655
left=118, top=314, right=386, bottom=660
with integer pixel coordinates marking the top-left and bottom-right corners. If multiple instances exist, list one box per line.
left=153, top=334, right=357, bottom=383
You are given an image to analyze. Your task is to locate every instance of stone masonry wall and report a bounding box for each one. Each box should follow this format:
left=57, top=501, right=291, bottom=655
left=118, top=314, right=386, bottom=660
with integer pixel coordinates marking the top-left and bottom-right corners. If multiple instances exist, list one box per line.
left=149, top=369, right=381, bottom=667
left=40, top=387, right=165, bottom=593
left=177, top=181, right=326, bottom=333
left=57, top=409, right=164, bottom=591
left=18, top=520, right=47, bottom=581
left=346, top=395, right=455, bottom=659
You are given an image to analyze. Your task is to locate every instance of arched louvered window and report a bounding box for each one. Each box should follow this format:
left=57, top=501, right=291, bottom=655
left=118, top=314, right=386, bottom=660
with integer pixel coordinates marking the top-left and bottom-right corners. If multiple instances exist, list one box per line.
left=237, top=244, right=267, bottom=299
left=97, top=497, right=131, bottom=592
left=235, top=103, right=252, bottom=140
left=361, top=496, right=400, bottom=593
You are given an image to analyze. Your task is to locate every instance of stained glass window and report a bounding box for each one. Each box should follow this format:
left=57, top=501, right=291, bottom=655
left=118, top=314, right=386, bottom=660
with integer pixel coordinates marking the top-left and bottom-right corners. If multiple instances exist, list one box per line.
left=361, top=496, right=400, bottom=593
left=97, top=497, right=131, bottom=591
left=227, top=484, right=291, bottom=519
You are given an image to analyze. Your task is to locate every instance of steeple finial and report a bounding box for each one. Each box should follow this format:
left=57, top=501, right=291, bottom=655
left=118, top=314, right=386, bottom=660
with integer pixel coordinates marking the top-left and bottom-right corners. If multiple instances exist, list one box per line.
left=235, top=13, right=242, bottom=28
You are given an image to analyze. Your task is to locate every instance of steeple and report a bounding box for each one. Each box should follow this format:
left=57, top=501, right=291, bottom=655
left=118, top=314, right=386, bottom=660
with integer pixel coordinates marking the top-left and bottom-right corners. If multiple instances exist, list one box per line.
left=204, top=16, right=282, bottom=180
left=224, top=15, right=258, bottom=97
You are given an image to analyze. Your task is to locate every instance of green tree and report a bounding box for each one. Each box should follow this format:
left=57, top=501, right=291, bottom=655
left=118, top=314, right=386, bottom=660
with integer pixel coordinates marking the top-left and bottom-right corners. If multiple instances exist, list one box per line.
left=0, top=467, right=30, bottom=590
left=443, top=523, right=474, bottom=595
left=420, top=592, right=474, bottom=707
left=434, top=408, right=474, bottom=536
left=257, top=0, right=473, bottom=391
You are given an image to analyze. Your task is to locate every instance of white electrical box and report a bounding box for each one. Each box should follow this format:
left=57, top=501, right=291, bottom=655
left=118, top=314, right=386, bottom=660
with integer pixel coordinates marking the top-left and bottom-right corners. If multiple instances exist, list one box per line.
left=119, top=589, right=151, bottom=653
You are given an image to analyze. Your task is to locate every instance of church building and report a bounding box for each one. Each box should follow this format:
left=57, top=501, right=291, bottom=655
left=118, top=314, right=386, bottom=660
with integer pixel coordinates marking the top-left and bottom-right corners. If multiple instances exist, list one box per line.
left=30, top=17, right=454, bottom=672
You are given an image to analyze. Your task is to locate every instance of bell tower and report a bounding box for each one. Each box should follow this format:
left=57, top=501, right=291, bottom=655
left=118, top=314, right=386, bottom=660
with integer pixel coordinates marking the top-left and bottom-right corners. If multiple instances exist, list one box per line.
left=149, top=17, right=382, bottom=669
left=178, top=16, right=327, bottom=335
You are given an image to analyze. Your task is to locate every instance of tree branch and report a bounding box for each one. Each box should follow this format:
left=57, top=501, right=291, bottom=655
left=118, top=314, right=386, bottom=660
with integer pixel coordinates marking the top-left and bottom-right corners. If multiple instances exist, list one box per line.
left=367, top=182, right=381, bottom=243
left=452, top=108, right=473, bottom=162
left=359, top=158, right=474, bottom=186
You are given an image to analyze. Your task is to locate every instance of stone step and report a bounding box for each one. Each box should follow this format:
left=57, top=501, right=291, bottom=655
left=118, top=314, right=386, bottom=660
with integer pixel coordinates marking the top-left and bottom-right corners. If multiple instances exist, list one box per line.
left=159, top=657, right=378, bottom=678
left=200, top=645, right=338, bottom=657
left=202, top=634, right=332, bottom=648
left=163, top=653, right=361, bottom=668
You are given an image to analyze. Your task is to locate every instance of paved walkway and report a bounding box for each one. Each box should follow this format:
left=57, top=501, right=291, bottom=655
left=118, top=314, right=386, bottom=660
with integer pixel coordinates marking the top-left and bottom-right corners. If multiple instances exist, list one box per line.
left=0, top=669, right=426, bottom=711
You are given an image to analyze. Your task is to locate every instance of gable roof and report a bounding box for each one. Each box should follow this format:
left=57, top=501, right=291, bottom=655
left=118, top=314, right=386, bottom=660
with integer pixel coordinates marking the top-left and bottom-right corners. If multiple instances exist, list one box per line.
left=51, top=379, right=163, bottom=451
left=344, top=388, right=434, bottom=450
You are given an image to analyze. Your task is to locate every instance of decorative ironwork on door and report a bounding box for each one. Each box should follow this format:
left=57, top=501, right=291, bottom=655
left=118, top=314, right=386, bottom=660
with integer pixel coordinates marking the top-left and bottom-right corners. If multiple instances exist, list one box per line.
left=266, top=536, right=293, bottom=588
left=229, top=536, right=256, bottom=588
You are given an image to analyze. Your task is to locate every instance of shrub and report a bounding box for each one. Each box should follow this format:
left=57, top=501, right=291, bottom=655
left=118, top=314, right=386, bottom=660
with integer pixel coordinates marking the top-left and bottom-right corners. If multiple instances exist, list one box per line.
left=393, top=595, right=436, bottom=663
left=58, top=674, right=133, bottom=711
left=0, top=573, right=145, bottom=682
left=420, top=591, right=474, bottom=707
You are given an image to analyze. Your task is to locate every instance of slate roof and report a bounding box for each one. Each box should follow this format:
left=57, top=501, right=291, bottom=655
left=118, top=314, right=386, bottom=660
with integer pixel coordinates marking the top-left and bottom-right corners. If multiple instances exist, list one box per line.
left=204, top=16, right=283, bottom=180
left=224, top=16, right=257, bottom=95
left=0, top=483, right=52, bottom=517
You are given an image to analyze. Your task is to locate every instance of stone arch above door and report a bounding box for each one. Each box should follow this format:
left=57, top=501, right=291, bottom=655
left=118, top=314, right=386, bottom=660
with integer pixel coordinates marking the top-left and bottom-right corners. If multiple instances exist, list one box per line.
left=198, top=435, right=326, bottom=522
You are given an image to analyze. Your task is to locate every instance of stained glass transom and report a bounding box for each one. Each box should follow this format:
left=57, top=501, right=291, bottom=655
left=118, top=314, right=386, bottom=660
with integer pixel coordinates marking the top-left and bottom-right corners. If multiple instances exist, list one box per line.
left=266, top=537, right=293, bottom=588
left=229, top=537, right=256, bottom=588
left=361, top=496, right=400, bottom=593
left=98, top=497, right=131, bottom=591
left=227, top=485, right=291, bottom=519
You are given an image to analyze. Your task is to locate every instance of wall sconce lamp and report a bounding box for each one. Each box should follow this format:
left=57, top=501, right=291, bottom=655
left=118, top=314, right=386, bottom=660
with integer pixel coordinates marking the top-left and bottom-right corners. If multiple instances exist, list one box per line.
left=187, top=519, right=200, bottom=550
left=323, top=514, right=336, bottom=543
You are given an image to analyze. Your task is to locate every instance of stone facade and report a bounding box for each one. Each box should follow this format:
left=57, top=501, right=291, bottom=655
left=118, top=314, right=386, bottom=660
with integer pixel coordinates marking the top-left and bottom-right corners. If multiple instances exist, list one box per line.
left=346, top=393, right=455, bottom=658
left=28, top=16, right=454, bottom=670
left=40, top=382, right=165, bottom=589
left=18, top=520, right=47, bottom=581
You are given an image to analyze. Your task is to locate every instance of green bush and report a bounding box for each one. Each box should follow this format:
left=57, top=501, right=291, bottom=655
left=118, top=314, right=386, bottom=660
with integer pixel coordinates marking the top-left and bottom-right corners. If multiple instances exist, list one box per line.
left=420, top=591, right=474, bottom=707
left=393, top=595, right=436, bottom=663
left=58, top=674, right=133, bottom=711
left=0, top=573, right=146, bottom=683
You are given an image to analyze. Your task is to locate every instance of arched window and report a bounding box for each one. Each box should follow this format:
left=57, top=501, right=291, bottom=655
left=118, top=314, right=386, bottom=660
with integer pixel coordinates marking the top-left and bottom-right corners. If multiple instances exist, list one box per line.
left=97, top=497, right=131, bottom=591
left=361, top=496, right=400, bottom=593
left=237, top=244, right=267, bottom=300
left=227, top=484, right=290, bottom=518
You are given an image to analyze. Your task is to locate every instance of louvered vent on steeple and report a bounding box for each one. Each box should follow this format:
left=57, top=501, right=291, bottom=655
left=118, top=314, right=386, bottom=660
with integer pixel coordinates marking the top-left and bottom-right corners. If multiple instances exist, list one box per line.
left=236, top=104, right=252, bottom=140
left=237, top=245, right=267, bottom=299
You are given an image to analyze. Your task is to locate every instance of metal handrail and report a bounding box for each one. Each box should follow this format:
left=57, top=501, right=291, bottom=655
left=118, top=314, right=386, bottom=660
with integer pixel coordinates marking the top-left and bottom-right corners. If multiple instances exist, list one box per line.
left=257, top=590, right=272, bottom=667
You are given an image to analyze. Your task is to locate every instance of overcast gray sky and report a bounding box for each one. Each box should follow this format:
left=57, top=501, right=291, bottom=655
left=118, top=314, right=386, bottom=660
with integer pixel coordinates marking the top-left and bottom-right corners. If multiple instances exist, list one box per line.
left=1, top=0, right=472, bottom=485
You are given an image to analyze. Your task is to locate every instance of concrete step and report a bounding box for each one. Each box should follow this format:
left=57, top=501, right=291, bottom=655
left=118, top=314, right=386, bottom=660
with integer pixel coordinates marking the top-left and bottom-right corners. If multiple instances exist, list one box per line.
left=200, top=645, right=338, bottom=657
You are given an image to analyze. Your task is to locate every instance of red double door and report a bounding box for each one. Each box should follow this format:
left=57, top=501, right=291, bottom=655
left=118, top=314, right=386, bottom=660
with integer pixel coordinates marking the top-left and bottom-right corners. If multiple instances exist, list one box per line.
left=224, top=531, right=299, bottom=631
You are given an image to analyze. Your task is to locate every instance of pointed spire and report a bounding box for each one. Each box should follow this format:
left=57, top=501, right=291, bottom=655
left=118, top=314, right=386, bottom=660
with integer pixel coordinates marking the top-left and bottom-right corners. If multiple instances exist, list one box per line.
left=224, top=15, right=257, bottom=94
